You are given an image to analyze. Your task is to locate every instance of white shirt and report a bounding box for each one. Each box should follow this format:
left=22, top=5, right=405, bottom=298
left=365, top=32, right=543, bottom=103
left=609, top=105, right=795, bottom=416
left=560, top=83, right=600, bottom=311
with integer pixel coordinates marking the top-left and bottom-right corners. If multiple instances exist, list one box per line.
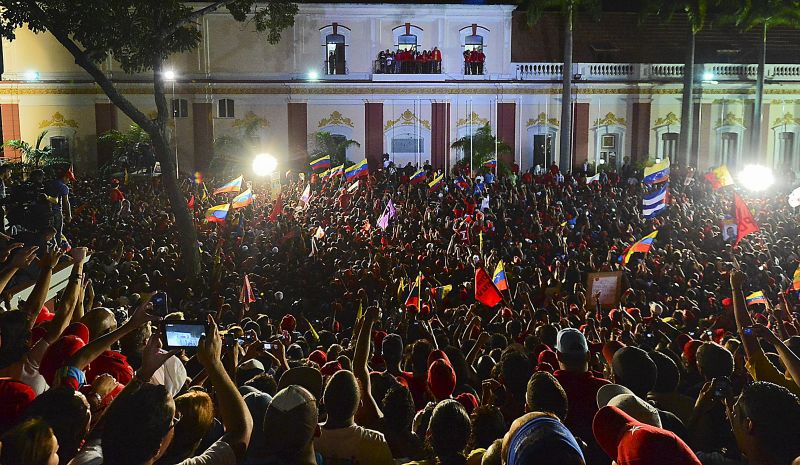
left=314, top=424, right=394, bottom=465
left=0, top=338, right=50, bottom=395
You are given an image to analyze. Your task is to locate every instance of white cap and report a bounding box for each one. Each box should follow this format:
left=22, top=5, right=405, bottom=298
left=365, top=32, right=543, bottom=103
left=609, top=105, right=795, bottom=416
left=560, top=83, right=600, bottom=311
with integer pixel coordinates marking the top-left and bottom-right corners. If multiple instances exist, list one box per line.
left=596, top=384, right=662, bottom=428
left=555, top=328, right=588, bottom=355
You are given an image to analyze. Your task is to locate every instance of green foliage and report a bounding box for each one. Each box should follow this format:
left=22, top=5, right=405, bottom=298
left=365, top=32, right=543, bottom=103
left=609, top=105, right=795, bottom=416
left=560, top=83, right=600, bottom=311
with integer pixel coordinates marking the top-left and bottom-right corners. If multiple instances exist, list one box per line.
left=309, top=132, right=361, bottom=167
left=728, top=0, right=800, bottom=30
left=451, top=124, right=512, bottom=175
left=0, top=1, right=298, bottom=74
left=2, top=130, right=69, bottom=169
left=98, top=124, right=151, bottom=172
left=516, top=0, right=602, bottom=27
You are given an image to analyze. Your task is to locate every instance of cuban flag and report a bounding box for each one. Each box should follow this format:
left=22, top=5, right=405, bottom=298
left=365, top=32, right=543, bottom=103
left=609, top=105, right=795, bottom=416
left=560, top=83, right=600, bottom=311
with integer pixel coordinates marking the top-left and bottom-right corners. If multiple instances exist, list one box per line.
left=642, top=183, right=669, bottom=219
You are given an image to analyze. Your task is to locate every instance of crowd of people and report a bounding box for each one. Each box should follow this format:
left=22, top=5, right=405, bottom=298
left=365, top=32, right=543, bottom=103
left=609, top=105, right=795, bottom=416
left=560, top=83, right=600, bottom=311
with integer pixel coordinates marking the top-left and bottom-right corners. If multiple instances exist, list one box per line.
left=463, top=48, right=486, bottom=75
left=376, top=48, right=442, bottom=74
left=0, top=156, right=799, bottom=465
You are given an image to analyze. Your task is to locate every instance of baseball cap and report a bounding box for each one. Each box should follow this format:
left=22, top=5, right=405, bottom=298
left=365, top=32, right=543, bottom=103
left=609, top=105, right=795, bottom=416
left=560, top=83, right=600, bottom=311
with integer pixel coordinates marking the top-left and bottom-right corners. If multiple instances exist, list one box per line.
left=278, top=366, right=323, bottom=400
left=593, top=406, right=701, bottom=465
left=262, top=385, right=318, bottom=456
left=596, top=384, right=661, bottom=428
left=555, top=328, right=588, bottom=355
left=506, top=413, right=585, bottom=465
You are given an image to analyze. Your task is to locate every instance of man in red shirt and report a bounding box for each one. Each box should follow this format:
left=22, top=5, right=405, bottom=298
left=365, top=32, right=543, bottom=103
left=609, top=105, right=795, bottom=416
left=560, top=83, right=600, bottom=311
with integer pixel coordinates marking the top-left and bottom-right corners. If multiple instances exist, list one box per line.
left=553, top=328, right=611, bottom=465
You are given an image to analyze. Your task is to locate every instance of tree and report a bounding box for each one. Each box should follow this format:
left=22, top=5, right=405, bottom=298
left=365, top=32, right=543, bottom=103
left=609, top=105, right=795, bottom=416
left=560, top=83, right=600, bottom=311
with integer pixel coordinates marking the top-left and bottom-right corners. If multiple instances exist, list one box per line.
left=643, top=0, right=716, bottom=168
left=728, top=0, right=800, bottom=162
left=451, top=123, right=512, bottom=174
left=2, top=131, right=70, bottom=174
left=309, top=131, right=361, bottom=167
left=98, top=123, right=151, bottom=175
left=517, top=0, right=601, bottom=172
left=0, top=1, right=298, bottom=276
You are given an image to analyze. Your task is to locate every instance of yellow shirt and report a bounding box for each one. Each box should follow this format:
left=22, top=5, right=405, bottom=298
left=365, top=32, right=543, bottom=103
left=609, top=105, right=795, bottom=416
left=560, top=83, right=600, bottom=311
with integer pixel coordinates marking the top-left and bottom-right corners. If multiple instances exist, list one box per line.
left=745, top=350, right=800, bottom=396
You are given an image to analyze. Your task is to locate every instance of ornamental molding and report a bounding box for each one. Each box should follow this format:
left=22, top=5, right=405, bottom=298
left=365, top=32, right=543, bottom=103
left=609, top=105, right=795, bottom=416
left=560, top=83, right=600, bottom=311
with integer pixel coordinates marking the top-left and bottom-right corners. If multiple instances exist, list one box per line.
left=771, top=112, right=800, bottom=127
left=653, top=112, right=680, bottom=128
left=715, top=112, right=744, bottom=129
left=456, top=111, right=489, bottom=127
left=593, top=112, right=626, bottom=127
left=318, top=110, right=353, bottom=128
left=525, top=112, right=559, bottom=127
left=232, top=111, right=270, bottom=130
left=38, top=111, right=78, bottom=129
left=384, top=109, right=431, bottom=131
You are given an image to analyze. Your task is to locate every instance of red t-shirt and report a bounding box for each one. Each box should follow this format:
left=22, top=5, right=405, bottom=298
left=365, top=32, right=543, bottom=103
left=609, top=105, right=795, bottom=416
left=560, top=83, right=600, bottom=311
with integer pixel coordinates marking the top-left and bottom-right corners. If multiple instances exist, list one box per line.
left=110, top=188, right=125, bottom=203
left=405, top=373, right=428, bottom=411
left=553, top=369, right=610, bottom=443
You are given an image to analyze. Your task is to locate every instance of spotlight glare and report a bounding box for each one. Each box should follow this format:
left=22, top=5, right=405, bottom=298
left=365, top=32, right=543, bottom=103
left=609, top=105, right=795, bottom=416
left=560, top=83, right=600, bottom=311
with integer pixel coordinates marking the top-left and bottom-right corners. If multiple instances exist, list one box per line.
left=702, top=72, right=714, bottom=81
left=23, top=70, right=40, bottom=81
left=308, top=70, right=319, bottom=81
left=252, top=153, right=277, bottom=177
left=163, top=70, right=176, bottom=81
left=737, top=164, right=774, bottom=192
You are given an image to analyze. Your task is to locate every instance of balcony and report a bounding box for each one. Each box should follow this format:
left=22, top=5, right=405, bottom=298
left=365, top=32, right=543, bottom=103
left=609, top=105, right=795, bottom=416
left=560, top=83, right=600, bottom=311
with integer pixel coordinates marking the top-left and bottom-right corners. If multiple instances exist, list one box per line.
left=513, top=62, right=800, bottom=82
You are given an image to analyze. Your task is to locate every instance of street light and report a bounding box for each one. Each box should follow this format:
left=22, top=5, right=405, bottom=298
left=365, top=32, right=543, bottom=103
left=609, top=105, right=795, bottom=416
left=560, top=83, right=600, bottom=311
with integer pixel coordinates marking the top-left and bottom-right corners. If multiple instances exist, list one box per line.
left=163, top=70, right=179, bottom=178
left=307, top=70, right=319, bottom=81
left=702, top=71, right=714, bottom=81
left=163, top=70, right=176, bottom=81
left=737, top=164, right=774, bottom=192
left=252, top=153, right=278, bottom=177
left=23, top=70, right=40, bottom=81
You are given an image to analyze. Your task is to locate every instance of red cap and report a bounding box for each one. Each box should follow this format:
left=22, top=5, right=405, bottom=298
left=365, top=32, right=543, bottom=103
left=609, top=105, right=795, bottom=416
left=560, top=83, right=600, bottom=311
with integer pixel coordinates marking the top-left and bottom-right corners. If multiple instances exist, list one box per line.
left=320, top=361, right=342, bottom=377
left=455, top=392, right=479, bottom=414
left=64, top=322, right=90, bottom=344
left=537, top=349, right=558, bottom=368
left=428, top=359, right=456, bottom=401
left=683, top=340, right=703, bottom=367
left=721, top=298, right=732, bottom=307
left=35, top=306, right=55, bottom=325
left=308, top=350, right=328, bottom=367
left=712, top=329, right=726, bottom=344
left=593, top=406, right=701, bottom=465
left=40, top=335, right=86, bottom=385
left=0, top=378, right=36, bottom=433
left=373, top=331, right=387, bottom=348
left=86, top=350, right=134, bottom=385
left=427, top=349, right=451, bottom=368
left=280, top=314, right=297, bottom=332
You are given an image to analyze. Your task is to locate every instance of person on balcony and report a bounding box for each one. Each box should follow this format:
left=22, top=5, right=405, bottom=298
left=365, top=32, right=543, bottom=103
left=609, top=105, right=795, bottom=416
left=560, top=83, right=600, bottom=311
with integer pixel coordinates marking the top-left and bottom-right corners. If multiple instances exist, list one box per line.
left=477, top=47, right=486, bottom=75
left=464, top=50, right=472, bottom=75
left=377, top=50, right=386, bottom=74
left=329, top=51, right=336, bottom=75
left=433, top=47, right=442, bottom=73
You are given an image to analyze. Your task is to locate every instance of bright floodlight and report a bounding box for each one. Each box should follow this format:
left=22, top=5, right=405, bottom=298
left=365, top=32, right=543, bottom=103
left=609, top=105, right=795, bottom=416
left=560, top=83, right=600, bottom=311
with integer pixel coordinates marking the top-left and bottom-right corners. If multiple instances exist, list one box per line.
left=702, top=71, right=714, bottom=81
left=252, top=154, right=277, bottom=177
left=163, top=70, right=176, bottom=81
left=737, top=164, right=774, bottom=192
left=308, top=70, right=319, bottom=81
left=24, top=70, right=40, bottom=81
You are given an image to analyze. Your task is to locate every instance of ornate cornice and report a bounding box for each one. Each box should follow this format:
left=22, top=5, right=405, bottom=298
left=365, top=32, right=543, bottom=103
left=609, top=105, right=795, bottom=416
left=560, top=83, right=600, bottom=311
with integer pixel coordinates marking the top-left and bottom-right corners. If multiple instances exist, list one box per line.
left=715, top=112, right=744, bottom=129
left=385, top=109, right=431, bottom=131
left=318, top=110, right=353, bottom=128
left=593, top=112, right=626, bottom=127
left=456, top=111, right=488, bottom=127
left=525, top=112, right=559, bottom=127
left=653, top=111, right=680, bottom=127
left=38, top=111, right=78, bottom=129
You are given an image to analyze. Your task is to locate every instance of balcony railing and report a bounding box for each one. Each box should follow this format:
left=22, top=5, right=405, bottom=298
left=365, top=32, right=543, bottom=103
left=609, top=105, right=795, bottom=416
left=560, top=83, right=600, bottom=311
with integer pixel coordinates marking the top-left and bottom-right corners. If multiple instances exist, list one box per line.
left=513, top=62, right=800, bottom=82
left=324, top=60, right=348, bottom=76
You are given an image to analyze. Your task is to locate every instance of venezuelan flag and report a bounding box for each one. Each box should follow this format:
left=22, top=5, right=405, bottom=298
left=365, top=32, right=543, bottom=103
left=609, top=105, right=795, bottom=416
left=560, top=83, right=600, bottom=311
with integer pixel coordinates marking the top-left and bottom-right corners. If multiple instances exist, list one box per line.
left=309, top=156, right=332, bottom=171
left=745, top=291, right=768, bottom=306
left=493, top=260, right=509, bottom=291
left=231, top=188, right=254, bottom=209
left=428, top=173, right=444, bottom=192
left=794, top=265, right=800, bottom=291
left=205, top=203, right=230, bottom=223
left=410, top=169, right=427, bottom=185
left=620, top=230, right=658, bottom=265
left=643, top=159, right=670, bottom=185
left=213, top=175, right=243, bottom=195
left=405, top=273, right=423, bottom=309
left=430, top=284, right=453, bottom=301
left=484, top=159, right=497, bottom=168
left=345, top=159, right=369, bottom=181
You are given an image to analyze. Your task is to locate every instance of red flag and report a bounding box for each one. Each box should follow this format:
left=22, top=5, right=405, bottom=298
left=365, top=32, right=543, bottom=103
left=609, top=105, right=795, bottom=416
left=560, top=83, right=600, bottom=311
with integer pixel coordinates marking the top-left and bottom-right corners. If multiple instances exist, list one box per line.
left=187, top=194, right=195, bottom=209
left=475, top=267, right=503, bottom=308
left=66, top=165, right=77, bottom=183
left=240, top=274, right=255, bottom=304
left=268, top=194, right=284, bottom=222
left=703, top=172, right=722, bottom=190
left=734, top=193, right=759, bottom=246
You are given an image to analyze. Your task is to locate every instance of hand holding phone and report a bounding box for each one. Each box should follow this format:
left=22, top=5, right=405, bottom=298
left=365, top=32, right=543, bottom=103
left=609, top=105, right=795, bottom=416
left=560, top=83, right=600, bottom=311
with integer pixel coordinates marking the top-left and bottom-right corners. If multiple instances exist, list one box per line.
left=151, top=291, right=168, bottom=317
left=163, top=321, right=207, bottom=349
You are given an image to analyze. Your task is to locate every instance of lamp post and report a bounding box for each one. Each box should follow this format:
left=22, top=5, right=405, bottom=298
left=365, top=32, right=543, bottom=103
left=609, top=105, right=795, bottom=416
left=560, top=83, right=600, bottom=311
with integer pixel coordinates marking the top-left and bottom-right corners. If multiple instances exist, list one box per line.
left=163, top=70, right=179, bottom=179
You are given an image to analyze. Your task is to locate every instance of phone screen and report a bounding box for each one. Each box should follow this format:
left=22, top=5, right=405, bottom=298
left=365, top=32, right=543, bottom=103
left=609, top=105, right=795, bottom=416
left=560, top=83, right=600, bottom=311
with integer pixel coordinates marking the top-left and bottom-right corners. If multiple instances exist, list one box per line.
left=152, top=292, right=168, bottom=317
left=164, top=322, right=206, bottom=349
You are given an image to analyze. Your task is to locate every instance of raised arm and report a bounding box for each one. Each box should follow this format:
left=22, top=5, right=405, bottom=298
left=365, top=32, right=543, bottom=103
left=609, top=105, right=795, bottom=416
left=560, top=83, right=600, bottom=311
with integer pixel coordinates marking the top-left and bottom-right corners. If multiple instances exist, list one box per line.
left=44, top=248, right=88, bottom=344
left=354, top=306, right=383, bottom=427
left=23, top=248, right=64, bottom=330
left=198, top=315, right=253, bottom=464
left=730, top=270, right=761, bottom=359
left=0, top=244, right=36, bottom=297
left=751, top=324, right=800, bottom=390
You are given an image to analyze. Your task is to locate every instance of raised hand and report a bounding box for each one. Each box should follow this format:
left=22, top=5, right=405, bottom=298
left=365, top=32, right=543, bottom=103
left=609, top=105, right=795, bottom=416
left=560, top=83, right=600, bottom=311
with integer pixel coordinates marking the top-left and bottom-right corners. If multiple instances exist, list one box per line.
left=9, top=246, right=38, bottom=269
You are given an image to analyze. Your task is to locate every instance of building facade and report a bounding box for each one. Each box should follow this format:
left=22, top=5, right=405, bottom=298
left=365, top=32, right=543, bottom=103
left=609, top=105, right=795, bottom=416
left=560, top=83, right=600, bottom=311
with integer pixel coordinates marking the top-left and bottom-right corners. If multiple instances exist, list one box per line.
left=1, top=2, right=800, bottom=174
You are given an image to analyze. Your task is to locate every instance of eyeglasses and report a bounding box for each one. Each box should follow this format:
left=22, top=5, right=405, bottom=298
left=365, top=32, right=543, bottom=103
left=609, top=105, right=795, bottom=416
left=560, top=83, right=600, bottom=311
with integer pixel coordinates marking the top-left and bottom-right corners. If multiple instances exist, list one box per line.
left=169, top=411, right=183, bottom=430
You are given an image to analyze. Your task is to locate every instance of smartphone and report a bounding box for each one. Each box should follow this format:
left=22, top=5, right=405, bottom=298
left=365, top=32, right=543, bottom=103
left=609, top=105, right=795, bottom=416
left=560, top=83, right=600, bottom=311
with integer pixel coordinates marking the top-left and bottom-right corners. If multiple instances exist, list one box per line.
left=152, top=292, right=169, bottom=317
left=263, top=342, right=273, bottom=350
left=163, top=321, right=207, bottom=349
left=743, top=327, right=753, bottom=335
left=713, top=377, right=732, bottom=399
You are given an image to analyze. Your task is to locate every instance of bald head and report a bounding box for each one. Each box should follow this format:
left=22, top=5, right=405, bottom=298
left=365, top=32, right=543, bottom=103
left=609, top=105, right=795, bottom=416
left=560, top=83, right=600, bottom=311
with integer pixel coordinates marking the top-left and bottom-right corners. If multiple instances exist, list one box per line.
left=80, top=308, right=117, bottom=341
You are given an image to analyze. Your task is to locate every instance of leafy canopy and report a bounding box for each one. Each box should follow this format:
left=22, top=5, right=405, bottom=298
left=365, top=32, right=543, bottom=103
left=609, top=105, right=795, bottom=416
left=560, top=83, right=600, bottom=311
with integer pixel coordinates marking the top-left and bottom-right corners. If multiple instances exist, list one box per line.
left=0, top=0, right=298, bottom=73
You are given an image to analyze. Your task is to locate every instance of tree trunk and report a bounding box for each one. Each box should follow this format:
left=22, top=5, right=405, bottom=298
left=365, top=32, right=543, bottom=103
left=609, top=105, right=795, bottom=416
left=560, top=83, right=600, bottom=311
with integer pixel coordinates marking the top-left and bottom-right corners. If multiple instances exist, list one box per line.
left=151, top=60, right=202, bottom=277
left=559, top=2, right=574, bottom=173
left=678, top=27, right=695, bottom=167
left=752, top=23, right=767, bottom=163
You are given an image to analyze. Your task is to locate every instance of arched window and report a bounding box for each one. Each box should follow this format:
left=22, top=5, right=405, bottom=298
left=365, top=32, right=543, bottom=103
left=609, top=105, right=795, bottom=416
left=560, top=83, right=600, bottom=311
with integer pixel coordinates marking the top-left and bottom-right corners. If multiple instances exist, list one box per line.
left=460, top=24, right=489, bottom=75
left=398, top=34, right=418, bottom=52
left=320, top=23, right=350, bottom=76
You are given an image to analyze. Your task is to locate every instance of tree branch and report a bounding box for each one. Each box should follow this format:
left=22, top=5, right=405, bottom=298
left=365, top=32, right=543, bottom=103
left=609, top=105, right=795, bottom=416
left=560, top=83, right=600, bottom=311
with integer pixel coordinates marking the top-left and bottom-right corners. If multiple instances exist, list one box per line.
left=162, top=0, right=240, bottom=40
left=23, top=0, right=155, bottom=134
